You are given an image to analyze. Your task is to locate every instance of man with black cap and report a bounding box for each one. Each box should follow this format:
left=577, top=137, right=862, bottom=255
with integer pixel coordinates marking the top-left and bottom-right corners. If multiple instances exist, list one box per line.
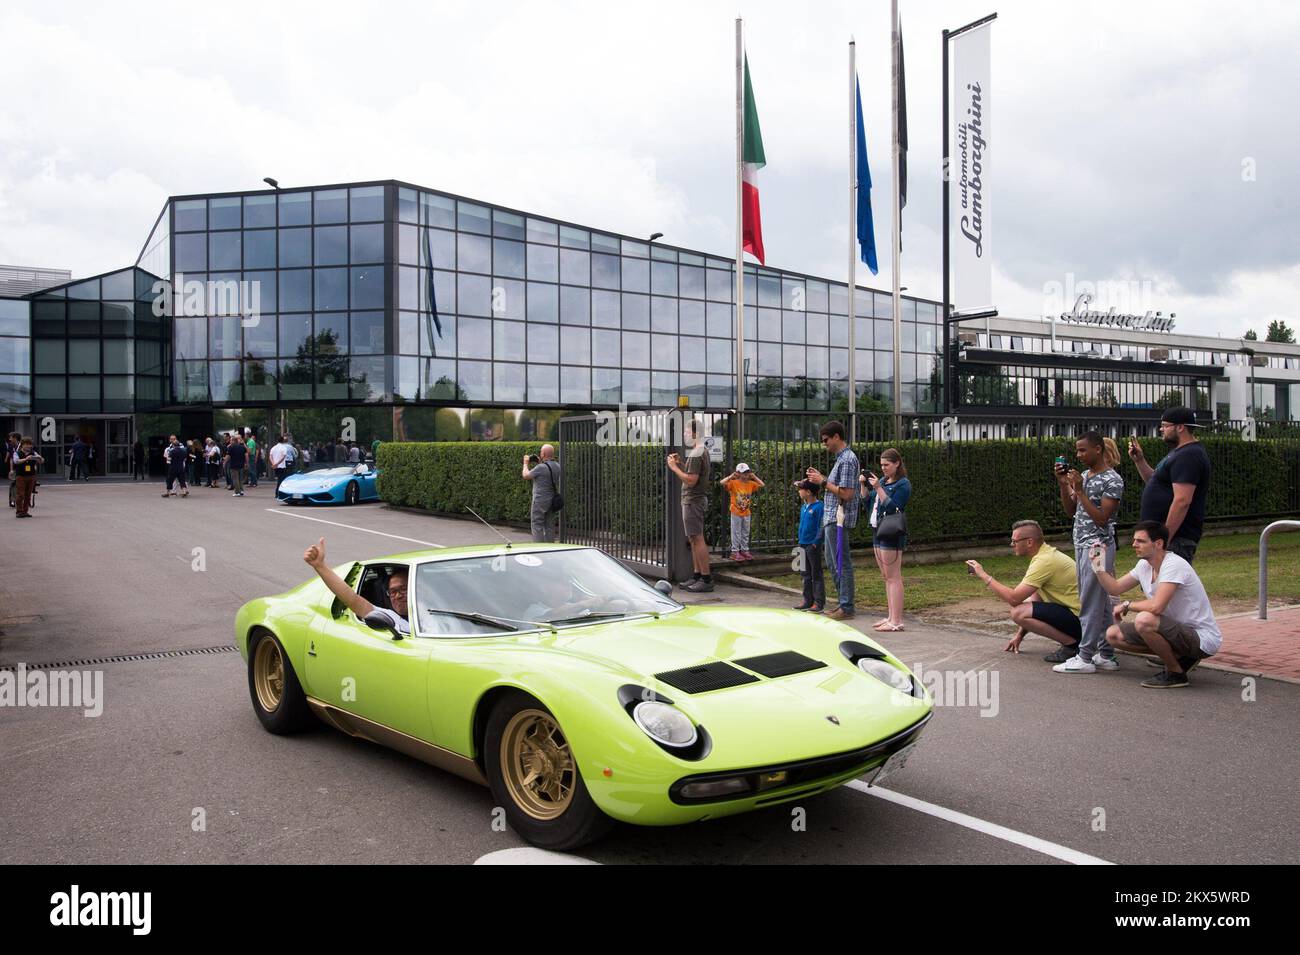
left=1128, top=407, right=1211, bottom=562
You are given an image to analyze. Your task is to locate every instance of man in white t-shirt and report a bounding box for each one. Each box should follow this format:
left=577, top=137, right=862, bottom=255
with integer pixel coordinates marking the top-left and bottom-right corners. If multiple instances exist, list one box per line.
left=1089, top=519, right=1220, bottom=689
left=269, top=435, right=294, bottom=489
left=303, top=537, right=409, bottom=635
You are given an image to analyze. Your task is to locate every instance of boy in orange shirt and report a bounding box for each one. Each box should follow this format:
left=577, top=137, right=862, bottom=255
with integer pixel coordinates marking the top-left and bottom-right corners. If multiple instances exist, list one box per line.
left=720, top=463, right=764, bottom=561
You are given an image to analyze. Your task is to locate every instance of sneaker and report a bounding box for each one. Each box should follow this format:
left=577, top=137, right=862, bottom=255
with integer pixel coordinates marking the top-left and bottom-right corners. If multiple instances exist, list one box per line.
left=1043, top=643, right=1081, bottom=664
left=685, top=578, right=714, bottom=593
left=729, top=553, right=744, bottom=562
left=1093, top=656, right=1120, bottom=672
left=1141, top=669, right=1189, bottom=689
left=793, top=602, right=814, bottom=611
left=825, top=607, right=856, bottom=621
left=809, top=605, right=824, bottom=613
left=740, top=552, right=755, bottom=561
left=181, top=490, right=189, bottom=497
left=1052, top=654, right=1097, bottom=674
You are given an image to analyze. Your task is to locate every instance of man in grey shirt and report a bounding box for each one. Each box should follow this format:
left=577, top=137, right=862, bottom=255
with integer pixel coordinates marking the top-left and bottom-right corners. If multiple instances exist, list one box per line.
left=522, top=444, right=560, bottom=542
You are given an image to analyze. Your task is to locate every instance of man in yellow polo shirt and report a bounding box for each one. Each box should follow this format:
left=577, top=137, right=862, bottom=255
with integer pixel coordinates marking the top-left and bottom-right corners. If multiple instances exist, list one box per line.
left=966, top=519, right=1083, bottom=664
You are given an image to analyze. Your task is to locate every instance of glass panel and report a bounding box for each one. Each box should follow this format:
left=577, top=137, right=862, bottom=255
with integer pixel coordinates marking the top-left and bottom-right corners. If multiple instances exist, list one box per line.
left=493, top=278, right=525, bottom=320
left=421, top=358, right=458, bottom=400
left=315, top=355, right=349, bottom=400
left=561, top=328, right=590, bottom=364
left=459, top=233, right=491, bottom=273
left=593, top=367, right=620, bottom=404
left=350, top=224, right=384, bottom=264
left=527, top=282, right=558, bottom=323
left=592, top=329, right=620, bottom=366
left=278, top=314, right=311, bottom=357
left=559, top=225, right=589, bottom=249
left=560, top=366, right=590, bottom=403
left=621, top=258, right=649, bottom=293
left=622, top=331, right=650, bottom=368
left=34, top=339, right=65, bottom=373
left=493, top=239, right=525, bottom=278
left=527, top=218, right=558, bottom=245
left=350, top=356, right=388, bottom=400
left=0, top=337, right=29, bottom=374
left=651, top=261, right=677, bottom=296
left=528, top=364, right=558, bottom=403
left=314, top=189, right=348, bottom=224
left=174, top=198, right=206, bottom=231
left=174, top=233, right=206, bottom=271
left=591, top=253, right=620, bottom=290
left=348, top=311, right=382, bottom=353
left=559, top=248, right=589, bottom=285
left=101, top=301, right=134, bottom=336
left=279, top=227, right=310, bottom=267
left=351, top=267, right=384, bottom=309
left=315, top=312, right=349, bottom=353
left=592, top=289, right=620, bottom=328
left=245, top=193, right=276, bottom=228
left=707, top=302, right=732, bottom=339
left=679, top=300, right=705, bottom=336
left=243, top=360, right=276, bottom=401
left=458, top=274, right=492, bottom=317
left=493, top=210, right=525, bottom=240
left=622, top=370, right=649, bottom=404
left=706, top=268, right=732, bottom=302
left=314, top=268, right=348, bottom=311
left=494, top=362, right=526, bottom=402
left=279, top=357, right=312, bottom=399
left=621, top=293, right=649, bottom=331
left=209, top=196, right=241, bottom=230
left=527, top=324, right=559, bottom=363
left=0, top=374, right=31, bottom=413
left=652, top=333, right=676, bottom=368
left=349, top=185, right=384, bottom=222
left=279, top=191, right=312, bottom=226
left=651, top=296, right=677, bottom=333
left=458, top=360, right=491, bottom=400
left=458, top=201, right=491, bottom=235
left=527, top=244, right=558, bottom=282
left=210, top=360, right=243, bottom=402
left=458, top=317, right=492, bottom=359
left=209, top=231, right=241, bottom=270
left=244, top=229, right=277, bottom=268
left=679, top=265, right=705, bottom=299
left=315, top=226, right=348, bottom=265
left=494, top=320, right=526, bottom=361
left=560, top=286, right=590, bottom=325
left=280, top=269, right=312, bottom=311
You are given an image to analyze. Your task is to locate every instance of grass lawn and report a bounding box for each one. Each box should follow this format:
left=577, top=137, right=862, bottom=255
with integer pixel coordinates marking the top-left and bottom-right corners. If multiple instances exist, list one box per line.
left=768, top=530, right=1300, bottom=617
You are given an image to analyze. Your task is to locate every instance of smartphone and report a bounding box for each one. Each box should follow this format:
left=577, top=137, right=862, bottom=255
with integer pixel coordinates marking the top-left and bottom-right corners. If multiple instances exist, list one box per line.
left=966, top=563, right=977, bottom=575
left=1054, top=455, right=1067, bottom=472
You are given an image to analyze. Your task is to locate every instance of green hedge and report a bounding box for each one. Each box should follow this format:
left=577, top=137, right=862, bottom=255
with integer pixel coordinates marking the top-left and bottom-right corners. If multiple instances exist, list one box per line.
left=378, top=437, right=1300, bottom=549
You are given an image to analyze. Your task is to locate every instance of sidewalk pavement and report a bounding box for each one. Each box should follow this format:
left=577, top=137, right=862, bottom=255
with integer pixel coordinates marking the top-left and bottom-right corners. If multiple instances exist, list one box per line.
left=1207, top=605, right=1300, bottom=684
left=712, top=568, right=1300, bottom=686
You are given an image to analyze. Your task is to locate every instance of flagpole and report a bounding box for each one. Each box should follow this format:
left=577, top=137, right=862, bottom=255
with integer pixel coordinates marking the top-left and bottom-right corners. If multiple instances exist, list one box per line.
left=890, top=0, right=903, bottom=442
left=734, top=18, right=745, bottom=442
left=847, top=39, right=857, bottom=437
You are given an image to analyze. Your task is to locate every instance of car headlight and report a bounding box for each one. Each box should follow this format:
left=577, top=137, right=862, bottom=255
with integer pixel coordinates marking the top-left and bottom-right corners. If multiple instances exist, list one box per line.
left=857, top=657, right=913, bottom=694
left=632, top=701, right=698, bottom=748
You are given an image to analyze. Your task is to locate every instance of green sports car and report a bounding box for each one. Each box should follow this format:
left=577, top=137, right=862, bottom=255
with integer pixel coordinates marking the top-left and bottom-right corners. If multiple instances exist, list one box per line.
left=236, top=543, right=933, bottom=850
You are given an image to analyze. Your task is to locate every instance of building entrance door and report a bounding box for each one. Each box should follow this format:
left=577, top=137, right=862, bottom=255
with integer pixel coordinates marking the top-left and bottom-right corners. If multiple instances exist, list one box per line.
left=54, top=417, right=134, bottom=477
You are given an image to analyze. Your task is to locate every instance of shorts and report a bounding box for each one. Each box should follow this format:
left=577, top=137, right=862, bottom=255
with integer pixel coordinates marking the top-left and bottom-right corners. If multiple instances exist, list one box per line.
left=682, top=498, right=707, bottom=538
left=873, top=532, right=907, bottom=551
left=1117, top=618, right=1207, bottom=660
left=1030, top=601, right=1083, bottom=642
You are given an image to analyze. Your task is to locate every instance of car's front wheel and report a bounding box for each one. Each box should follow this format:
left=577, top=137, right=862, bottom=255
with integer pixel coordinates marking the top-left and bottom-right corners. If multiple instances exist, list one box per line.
left=484, top=691, right=614, bottom=851
left=344, top=481, right=359, bottom=505
left=247, top=629, right=315, bottom=734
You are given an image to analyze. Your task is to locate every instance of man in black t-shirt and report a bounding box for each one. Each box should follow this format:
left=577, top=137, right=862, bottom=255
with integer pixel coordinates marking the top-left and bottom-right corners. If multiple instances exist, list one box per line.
left=224, top=436, right=248, bottom=497
left=1129, top=407, right=1211, bottom=562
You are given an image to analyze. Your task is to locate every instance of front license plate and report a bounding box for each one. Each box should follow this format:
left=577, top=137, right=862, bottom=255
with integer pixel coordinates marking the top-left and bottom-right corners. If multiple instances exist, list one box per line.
left=868, top=740, right=918, bottom=787
left=293, top=493, right=303, bottom=500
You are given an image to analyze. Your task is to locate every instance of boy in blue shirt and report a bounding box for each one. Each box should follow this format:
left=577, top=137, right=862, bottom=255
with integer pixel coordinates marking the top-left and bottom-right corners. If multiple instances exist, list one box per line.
left=793, top=479, right=825, bottom=612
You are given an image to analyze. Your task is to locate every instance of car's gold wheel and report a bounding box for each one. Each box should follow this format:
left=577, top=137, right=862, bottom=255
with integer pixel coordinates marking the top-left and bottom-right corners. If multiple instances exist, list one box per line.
left=253, top=635, right=286, bottom=713
left=500, top=708, right=576, bottom=820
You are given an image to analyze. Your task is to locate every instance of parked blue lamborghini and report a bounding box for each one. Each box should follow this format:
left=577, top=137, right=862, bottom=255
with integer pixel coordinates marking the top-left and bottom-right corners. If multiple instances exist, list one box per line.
left=275, top=464, right=380, bottom=505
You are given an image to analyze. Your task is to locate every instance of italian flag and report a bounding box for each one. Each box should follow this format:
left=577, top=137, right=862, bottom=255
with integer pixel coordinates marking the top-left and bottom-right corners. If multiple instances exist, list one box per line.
left=742, top=55, right=767, bottom=264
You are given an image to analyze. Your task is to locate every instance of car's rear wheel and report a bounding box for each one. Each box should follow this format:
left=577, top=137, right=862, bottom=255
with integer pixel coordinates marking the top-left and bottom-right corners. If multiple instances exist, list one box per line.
left=484, top=690, right=614, bottom=851
left=345, top=481, right=359, bottom=504
left=248, top=629, right=315, bottom=734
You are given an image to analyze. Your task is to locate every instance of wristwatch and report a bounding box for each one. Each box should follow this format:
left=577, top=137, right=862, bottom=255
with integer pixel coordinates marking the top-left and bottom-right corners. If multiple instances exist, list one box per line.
left=1120, top=600, right=1132, bottom=616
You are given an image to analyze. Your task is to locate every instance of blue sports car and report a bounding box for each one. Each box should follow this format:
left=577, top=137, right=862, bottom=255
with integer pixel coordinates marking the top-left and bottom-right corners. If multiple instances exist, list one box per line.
left=275, top=464, right=380, bottom=505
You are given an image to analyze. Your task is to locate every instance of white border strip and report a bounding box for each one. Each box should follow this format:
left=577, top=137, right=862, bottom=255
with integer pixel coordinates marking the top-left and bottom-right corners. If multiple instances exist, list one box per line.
left=263, top=508, right=444, bottom=548
left=847, top=781, right=1114, bottom=865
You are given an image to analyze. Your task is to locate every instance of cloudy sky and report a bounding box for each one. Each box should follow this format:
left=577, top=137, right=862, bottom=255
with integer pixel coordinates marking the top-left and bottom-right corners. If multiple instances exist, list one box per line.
left=1, top=0, right=1296, bottom=339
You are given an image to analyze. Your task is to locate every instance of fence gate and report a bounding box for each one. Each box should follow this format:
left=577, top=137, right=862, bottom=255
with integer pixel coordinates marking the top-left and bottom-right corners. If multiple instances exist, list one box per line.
left=558, top=409, right=733, bottom=582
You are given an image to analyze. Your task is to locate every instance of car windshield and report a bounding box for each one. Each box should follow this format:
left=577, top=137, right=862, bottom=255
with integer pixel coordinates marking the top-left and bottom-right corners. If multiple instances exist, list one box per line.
left=307, top=467, right=360, bottom=477
left=412, top=548, right=681, bottom=636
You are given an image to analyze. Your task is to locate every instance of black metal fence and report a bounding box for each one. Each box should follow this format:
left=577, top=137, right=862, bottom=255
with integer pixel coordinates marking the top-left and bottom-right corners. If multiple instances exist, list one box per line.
left=562, top=407, right=1300, bottom=575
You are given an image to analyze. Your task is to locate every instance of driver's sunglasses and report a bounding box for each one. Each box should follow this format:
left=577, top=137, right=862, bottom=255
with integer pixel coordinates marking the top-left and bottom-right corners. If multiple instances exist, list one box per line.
left=387, top=587, right=407, bottom=598
left=819, top=436, right=831, bottom=444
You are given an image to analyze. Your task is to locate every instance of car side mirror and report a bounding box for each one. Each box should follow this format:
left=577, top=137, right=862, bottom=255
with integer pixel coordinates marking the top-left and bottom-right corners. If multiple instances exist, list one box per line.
left=654, top=579, right=673, bottom=596
left=363, top=611, right=403, bottom=640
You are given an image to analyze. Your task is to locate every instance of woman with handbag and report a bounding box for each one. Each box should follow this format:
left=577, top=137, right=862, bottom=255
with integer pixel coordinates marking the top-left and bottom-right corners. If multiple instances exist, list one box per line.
left=860, top=448, right=911, bottom=632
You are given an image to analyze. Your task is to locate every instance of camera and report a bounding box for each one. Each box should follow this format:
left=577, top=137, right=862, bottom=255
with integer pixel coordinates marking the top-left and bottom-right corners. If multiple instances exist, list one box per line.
left=528, top=454, right=540, bottom=468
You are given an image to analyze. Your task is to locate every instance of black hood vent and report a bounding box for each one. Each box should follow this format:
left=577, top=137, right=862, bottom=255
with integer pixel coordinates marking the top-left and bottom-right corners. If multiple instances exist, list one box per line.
left=734, top=651, right=827, bottom=678
left=654, top=661, right=759, bottom=694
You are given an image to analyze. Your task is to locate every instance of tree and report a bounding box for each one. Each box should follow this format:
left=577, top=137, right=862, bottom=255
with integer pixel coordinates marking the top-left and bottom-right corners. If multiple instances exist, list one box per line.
left=1266, top=320, right=1295, bottom=344
left=1153, top=388, right=1186, bottom=411
left=1243, top=329, right=1258, bottom=341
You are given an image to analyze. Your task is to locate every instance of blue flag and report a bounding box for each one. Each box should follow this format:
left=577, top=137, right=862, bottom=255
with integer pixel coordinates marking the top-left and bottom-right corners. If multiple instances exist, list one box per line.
left=855, top=77, right=879, bottom=275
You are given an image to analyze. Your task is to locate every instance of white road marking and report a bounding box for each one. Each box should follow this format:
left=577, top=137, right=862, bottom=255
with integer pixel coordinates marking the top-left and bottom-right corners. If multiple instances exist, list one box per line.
left=474, top=848, right=600, bottom=865
left=847, top=781, right=1114, bottom=865
left=263, top=508, right=444, bottom=547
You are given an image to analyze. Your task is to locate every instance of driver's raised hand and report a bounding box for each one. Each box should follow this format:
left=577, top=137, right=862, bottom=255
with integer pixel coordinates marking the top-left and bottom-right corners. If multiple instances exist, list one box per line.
left=304, top=537, right=326, bottom=568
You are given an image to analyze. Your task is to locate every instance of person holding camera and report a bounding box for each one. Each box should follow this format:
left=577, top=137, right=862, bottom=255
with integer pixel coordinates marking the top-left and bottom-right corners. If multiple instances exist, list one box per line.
left=860, top=448, right=910, bottom=632
left=1052, top=432, right=1125, bottom=674
left=1089, top=520, right=1220, bottom=689
left=1128, top=406, right=1211, bottom=562
left=667, top=419, right=713, bottom=592
left=966, top=520, right=1082, bottom=661
left=521, top=443, right=561, bottom=543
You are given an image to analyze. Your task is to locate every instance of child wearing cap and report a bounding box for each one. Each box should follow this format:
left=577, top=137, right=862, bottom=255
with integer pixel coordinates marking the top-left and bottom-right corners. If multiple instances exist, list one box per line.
left=720, top=463, right=764, bottom=561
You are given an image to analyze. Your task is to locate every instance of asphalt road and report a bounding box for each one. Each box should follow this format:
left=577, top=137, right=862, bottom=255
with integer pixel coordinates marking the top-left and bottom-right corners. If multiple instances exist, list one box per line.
left=2, top=481, right=1297, bottom=865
